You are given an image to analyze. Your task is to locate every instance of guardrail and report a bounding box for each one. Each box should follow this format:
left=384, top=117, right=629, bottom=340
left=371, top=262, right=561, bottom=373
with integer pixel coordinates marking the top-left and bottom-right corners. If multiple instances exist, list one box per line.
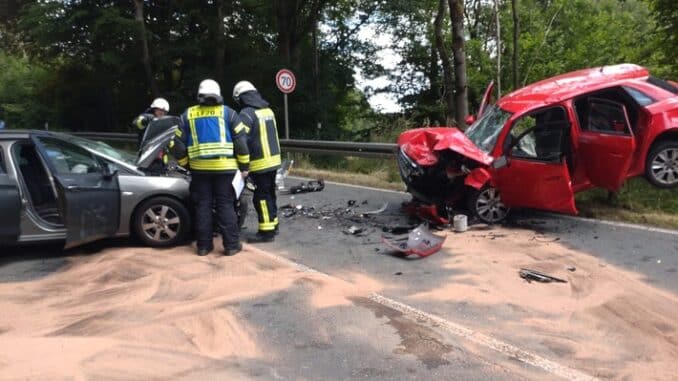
left=73, top=132, right=398, bottom=158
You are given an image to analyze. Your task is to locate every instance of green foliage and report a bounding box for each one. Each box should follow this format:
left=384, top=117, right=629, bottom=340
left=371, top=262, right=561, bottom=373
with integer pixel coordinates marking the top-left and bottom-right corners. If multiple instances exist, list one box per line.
left=0, top=52, right=54, bottom=129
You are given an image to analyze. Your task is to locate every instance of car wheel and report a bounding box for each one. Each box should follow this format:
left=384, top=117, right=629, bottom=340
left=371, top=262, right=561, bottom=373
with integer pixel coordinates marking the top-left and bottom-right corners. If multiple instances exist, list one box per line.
left=466, top=186, right=510, bottom=224
left=646, top=141, right=678, bottom=188
left=133, top=197, right=190, bottom=247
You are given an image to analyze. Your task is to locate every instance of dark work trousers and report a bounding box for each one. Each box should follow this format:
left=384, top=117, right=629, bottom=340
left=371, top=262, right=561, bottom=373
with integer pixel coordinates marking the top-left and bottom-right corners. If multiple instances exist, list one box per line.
left=250, top=170, right=278, bottom=235
left=190, top=172, right=239, bottom=250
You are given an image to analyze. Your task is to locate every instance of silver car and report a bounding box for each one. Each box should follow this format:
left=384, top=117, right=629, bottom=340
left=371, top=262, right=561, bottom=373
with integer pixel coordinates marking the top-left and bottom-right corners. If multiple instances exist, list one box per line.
left=0, top=119, right=192, bottom=249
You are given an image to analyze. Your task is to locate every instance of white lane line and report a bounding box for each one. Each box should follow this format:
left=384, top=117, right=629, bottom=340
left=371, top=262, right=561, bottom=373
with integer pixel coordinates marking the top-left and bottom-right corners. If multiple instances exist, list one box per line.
left=542, top=213, right=678, bottom=237
left=369, top=294, right=599, bottom=381
left=247, top=244, right=599, bottom=381
left=290, top=175, right=678, bottom=237
left=288, top=175, right=408, bottom=195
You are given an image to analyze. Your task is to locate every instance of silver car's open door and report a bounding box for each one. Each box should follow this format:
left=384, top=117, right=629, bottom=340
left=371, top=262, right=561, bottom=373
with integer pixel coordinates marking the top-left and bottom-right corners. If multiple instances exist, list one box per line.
left=30, top=133, right=120, bottom=249
left=0, top=172, right=21, bottom=244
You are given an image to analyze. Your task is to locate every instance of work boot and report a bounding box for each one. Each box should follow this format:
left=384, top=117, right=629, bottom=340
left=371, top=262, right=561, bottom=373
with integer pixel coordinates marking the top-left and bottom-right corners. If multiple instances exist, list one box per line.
left=247, top=232, right=275, bottom=243
left=224, top=242, right=243, bottom=256
left=197, top=245, right=213, bottom=256
left=274, top=225, right=280, bottom=235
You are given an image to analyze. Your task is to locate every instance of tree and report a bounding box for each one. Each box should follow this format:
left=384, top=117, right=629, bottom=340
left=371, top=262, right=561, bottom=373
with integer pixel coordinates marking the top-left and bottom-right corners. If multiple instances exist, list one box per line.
left=448, top=0, right=468, bottom=127
left=133, top=0, right=158, bottom=97
left=434, top=0, right=454, bottom=124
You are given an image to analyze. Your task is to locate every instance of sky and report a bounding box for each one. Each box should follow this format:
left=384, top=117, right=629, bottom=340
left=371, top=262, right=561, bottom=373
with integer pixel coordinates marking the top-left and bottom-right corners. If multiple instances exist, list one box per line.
left=352, top=25, right=403, bottom=114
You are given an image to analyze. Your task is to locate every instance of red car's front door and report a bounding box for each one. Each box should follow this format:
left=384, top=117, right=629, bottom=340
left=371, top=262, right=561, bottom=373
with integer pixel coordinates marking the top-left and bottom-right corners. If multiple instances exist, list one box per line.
left=576, top=99, right=636, bottom=192
left=493, top=106, right=578, bottom=215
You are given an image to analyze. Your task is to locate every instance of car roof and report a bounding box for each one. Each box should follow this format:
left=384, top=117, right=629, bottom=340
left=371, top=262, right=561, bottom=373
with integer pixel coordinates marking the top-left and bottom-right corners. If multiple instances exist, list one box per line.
left=0, top=129, right=76, bottom=140
left=497, top=63, right=650, bottom=114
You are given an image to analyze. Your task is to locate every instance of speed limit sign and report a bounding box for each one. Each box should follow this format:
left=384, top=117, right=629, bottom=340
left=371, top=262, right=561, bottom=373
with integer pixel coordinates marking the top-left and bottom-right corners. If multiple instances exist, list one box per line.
left=276, top=69, right=296, bottom=94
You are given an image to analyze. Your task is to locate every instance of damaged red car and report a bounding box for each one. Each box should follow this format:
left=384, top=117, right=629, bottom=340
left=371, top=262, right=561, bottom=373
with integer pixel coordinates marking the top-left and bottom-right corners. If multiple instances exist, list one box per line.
left=397, top=64, right=678, bottom=223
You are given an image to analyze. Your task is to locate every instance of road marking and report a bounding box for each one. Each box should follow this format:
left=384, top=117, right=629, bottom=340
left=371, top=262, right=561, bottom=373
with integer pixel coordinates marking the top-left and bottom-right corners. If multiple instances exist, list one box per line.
left=245, top=244, right=600, bottom=381
left=288, top=176, right=408, bottom=195
left=290, top=176, right=678, bottom=237
left=543, top=213, right=678, bottom=237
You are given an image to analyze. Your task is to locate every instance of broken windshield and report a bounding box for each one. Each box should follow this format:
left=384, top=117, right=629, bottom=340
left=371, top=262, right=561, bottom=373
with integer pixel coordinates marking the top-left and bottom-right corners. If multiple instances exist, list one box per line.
left=464, top=105, right=512, bottom=153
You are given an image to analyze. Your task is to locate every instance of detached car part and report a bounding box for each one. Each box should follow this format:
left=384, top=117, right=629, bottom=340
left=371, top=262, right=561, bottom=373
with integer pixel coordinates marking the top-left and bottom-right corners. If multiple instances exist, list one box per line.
left=381, top=224, right=446, bottom=257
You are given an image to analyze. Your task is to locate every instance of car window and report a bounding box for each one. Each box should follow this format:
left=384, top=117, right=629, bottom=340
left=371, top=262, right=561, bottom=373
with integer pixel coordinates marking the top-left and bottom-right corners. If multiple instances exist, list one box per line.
left=623, top=86, right=655, bottom=106
left=508, top=107, right=568, bottom=162
left=38, top=137, right=103, bottom=175
left=582, top=99, right=631, bottom=135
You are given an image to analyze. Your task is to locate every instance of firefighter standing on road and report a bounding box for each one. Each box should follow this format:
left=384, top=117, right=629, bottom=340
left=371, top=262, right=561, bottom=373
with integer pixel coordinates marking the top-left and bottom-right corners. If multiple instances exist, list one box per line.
left=233, top=81, right=281, bottom=243
left=174, top=79, right=250, bottom=256
left=132, top=97, right=170, bottom=146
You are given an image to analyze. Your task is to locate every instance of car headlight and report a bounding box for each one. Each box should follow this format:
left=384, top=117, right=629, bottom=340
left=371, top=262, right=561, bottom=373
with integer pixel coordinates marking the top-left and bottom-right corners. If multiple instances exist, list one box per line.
left=397, top=149, right=423, bottom=181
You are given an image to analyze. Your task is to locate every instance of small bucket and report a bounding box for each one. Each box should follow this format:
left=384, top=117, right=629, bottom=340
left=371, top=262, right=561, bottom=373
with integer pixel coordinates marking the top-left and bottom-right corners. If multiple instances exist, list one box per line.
left=453, top=214, right=468, bottom=233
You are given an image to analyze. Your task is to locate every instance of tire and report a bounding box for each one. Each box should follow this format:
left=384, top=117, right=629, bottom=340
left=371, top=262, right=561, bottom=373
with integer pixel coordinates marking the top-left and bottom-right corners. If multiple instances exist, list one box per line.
left=132, top=197, right=191, bottom=247
left=466, top=186, right=510, bottom=224
left=645, top=140, right=678, bottom=189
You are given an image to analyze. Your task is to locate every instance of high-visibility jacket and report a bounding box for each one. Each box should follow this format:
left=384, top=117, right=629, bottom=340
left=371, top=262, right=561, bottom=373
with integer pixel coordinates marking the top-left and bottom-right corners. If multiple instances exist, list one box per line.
left=175, top=104, right=249, bottom=173
left=238, top=92, right=281, bottom=173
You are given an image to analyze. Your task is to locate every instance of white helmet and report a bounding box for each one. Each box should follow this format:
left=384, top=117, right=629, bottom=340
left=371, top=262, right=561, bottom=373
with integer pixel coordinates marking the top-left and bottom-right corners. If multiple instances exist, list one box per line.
left=233, top=81, right=257, bottom=100
left=198, top=79, right=221, bottom=97
left=149, top=97, right=170, bottom=112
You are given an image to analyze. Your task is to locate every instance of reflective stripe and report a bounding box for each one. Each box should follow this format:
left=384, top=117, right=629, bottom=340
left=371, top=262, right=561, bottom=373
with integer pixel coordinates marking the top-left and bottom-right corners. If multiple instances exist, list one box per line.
left=234, top=122, right=248, bottom=135
left=249, top=155, right=281, bottom=172
left=135, top=116, right=146, bottom=130
left=259, top=200, right=275, bottom=231
left=237, top=154, right=250, bottom=164
left=189, top=157, right=238, bottom=171
left=219, top=115, right=226, bottom=144
left=178, top=157, right=189, bottom=166
left=175, top=128, right=183, bottom=138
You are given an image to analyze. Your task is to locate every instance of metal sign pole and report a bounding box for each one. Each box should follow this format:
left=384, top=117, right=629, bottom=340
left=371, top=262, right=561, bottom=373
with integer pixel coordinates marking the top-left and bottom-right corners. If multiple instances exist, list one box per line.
left=284, top=93, right=290, bottom=139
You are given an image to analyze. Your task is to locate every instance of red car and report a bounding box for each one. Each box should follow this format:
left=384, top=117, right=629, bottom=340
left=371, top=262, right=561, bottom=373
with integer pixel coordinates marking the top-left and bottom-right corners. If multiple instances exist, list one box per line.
left=397, top=64, right=678, bottom=223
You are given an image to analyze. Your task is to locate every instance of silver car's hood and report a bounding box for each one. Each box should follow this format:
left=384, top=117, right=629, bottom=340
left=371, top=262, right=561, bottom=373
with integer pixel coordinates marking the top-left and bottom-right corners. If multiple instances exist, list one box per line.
left=137, top=116, right=181, bottom=169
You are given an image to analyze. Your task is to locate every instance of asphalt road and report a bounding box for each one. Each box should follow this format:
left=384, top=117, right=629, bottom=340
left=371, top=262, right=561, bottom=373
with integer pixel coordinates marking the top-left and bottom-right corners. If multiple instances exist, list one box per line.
left=1, top=176, right=676, bottom=380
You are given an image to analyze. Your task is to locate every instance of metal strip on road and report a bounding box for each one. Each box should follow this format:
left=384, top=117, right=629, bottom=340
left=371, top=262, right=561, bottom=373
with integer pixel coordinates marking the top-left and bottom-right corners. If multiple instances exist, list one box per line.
left=245, top=244, right=600, bottom=381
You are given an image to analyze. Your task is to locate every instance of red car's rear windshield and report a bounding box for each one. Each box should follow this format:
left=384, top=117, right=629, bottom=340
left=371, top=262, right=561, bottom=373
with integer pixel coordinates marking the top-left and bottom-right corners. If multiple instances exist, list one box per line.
left=647, top=76, right=678, bottom=94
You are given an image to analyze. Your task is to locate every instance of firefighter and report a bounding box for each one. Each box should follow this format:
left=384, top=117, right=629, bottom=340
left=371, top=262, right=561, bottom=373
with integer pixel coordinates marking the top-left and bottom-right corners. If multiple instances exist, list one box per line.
left=233, top=81, right=281, bottom=243
left=132, top=97, right=170, bottom=146
left=174, top=79, right=250, bottom=256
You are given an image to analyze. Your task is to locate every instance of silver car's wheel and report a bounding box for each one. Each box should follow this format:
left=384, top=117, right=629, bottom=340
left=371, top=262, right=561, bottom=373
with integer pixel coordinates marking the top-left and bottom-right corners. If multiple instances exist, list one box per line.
left=646, top=141, right=678, bottom=189
left=468, top=186, right=510, bottom=224
left=133, top=197, right=190, bottom=247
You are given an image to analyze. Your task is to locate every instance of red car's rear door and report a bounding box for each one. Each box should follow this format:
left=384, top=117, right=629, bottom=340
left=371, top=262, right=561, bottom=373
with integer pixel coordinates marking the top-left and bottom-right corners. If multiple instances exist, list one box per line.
left=576, top=99, right=636, bottom=192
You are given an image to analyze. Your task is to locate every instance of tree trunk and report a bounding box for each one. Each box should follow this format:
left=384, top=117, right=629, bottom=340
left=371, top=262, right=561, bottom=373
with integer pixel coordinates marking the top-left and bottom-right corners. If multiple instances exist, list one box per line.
left=215, top=0, right=226, bottom=84
left=494, top=0, right=501, bottom=97
left=435, top=0, right=454, bottom=125
left=274, top=0, right=294, bottom=64
left=448, top=0, right=469, bottom=128
left=133, top=0, right=159, bottom=97
left=511, top=0, right=519, bottom=90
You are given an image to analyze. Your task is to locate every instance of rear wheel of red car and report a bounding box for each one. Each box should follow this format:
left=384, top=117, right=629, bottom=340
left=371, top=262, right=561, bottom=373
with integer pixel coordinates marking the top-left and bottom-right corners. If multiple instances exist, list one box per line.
left=466, top=186, right=510, bottom=224
left=646, top=140, right=678, bottom=189
left=132, top=197, right=190, bottom=247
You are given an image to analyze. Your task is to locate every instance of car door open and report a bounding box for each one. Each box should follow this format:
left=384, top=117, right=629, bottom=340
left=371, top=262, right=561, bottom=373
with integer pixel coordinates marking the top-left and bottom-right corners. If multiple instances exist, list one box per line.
left=493, top=107, right=578, bottom=215
left=577, top=98, right=636, bottom=192
left=30, top=134, right=120, bottom=249
left=0, top=171, right=21, bottom=244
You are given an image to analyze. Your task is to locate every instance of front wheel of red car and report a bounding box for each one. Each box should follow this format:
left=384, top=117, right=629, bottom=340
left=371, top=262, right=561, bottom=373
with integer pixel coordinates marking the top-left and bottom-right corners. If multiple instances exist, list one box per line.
left=645, top=141, right=678, bottom=189
left=466, top=186, right=510, bottom=224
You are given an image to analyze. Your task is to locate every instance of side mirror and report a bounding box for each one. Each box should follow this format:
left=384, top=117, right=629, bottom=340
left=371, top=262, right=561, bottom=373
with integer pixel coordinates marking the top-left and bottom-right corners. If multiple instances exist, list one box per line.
left=465, top=114, right=477, bottom=126
left=492, top=156, right=509, bottom=169
left=102, top=163, right=118, bottom=180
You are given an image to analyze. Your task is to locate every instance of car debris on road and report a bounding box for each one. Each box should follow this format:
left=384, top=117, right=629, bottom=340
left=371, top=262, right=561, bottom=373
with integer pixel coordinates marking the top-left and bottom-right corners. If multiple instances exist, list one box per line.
left=381, top=223, right=446, bottom=257
left=519, top=268, right=568, bottom=283
left=285, top=179, right=325, bottom=195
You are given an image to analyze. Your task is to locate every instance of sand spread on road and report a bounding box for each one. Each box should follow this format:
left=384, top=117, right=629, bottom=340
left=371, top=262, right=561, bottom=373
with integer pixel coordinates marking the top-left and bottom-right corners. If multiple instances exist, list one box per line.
left=411, top=225, right=678, bottom=381
left=0, top=243, right=369, bottom=381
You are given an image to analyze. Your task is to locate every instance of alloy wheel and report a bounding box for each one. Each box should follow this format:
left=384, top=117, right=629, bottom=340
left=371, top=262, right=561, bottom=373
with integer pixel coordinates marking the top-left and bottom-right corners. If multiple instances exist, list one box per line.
left=475, top=187, right=509, bottom=223
left=141, top=205, right=181, bottom=243
left=651, top=148, right=678, bottom=186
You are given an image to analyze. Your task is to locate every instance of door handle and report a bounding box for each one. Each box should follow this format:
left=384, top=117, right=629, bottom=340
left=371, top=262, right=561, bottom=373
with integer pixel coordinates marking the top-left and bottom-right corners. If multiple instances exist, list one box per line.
left=66, top=185, right=101, bottom=191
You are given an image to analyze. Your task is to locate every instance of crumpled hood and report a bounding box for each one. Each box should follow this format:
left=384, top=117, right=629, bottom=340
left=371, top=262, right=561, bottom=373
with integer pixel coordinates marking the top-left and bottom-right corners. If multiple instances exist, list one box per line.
left=397, top=127, right=493, bottom=166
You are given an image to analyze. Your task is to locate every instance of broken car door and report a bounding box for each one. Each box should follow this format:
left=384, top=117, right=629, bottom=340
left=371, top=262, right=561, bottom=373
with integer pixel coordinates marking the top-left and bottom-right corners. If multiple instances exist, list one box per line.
left=30, top=134, right=120, bottom=249
left=576, top=98, right=636, bottom=192
left=493, top=107, right=578, bottom=214
left=0, top=152, right=21, bottom=244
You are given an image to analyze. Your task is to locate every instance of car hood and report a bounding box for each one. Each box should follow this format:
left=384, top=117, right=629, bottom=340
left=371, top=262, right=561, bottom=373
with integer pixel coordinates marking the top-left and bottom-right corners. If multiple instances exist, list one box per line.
left=137, top=117, right=180, bottom=168
left=397, top=127, right=493, bottom=166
